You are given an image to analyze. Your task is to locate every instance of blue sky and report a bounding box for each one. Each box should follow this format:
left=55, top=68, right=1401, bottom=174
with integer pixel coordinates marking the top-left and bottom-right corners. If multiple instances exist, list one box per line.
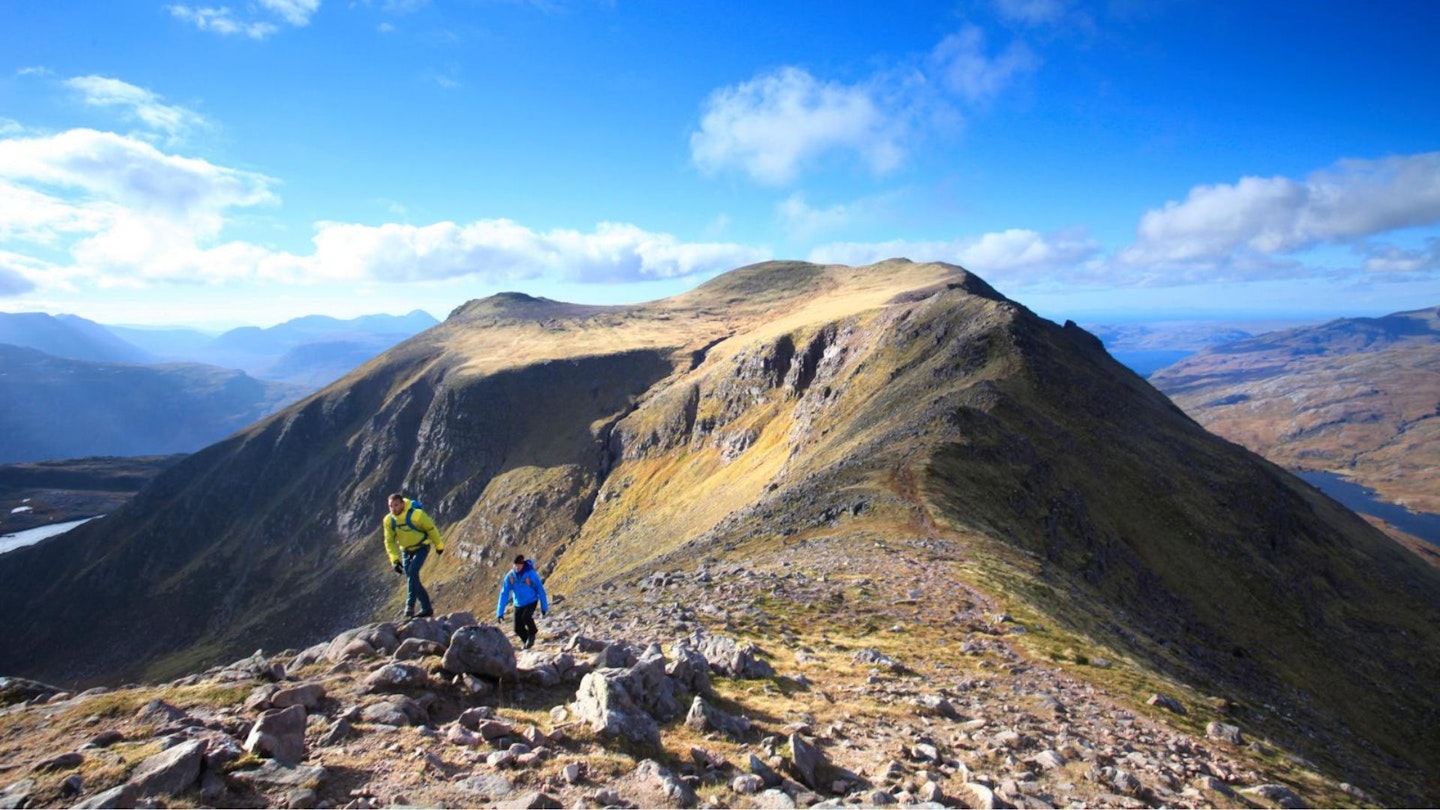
left=2, top=0, right=1438, bottom=328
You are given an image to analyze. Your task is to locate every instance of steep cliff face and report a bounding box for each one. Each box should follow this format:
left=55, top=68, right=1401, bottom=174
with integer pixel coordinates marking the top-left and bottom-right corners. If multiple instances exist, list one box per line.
left=1, top=260, right=1437, bottom=801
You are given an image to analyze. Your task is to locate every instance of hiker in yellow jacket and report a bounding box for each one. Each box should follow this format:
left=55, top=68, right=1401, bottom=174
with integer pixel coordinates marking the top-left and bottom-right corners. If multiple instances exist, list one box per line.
left=383, top=493, right=444, bottom=619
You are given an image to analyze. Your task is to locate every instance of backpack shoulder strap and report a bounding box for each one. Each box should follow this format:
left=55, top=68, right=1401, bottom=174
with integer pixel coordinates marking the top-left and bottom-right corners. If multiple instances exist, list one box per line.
left=404, top=505, right=428, bottom=538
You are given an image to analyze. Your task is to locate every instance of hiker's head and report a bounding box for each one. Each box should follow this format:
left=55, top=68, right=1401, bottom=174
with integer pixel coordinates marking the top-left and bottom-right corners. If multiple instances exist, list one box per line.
left=513, top=554, right=526, bottom=571
left=387, top=494, right=406, bottom=515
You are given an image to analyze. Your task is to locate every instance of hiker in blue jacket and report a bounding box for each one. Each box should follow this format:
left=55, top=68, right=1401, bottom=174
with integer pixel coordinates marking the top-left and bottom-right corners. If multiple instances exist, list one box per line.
left=497, top=553, right=548, bottom=649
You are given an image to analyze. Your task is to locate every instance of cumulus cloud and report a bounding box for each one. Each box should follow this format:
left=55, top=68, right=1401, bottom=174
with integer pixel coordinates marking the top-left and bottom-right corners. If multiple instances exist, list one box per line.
left=0, top=128, right=764, bottom=295
left=0, top=129, right=279, bottom=286
left=808, top=227, right=1099, bottom=285
left=306, top=219, right=767, bottom=284
left=691, top=24, right=1036, bottom=187
left=690, top=67, right=904, bottom=186
left=64, top=76, right=206, bottom=141
left=169, top=0, right=319, bottom=38
left=1120, top=152, right=1440, bottom=274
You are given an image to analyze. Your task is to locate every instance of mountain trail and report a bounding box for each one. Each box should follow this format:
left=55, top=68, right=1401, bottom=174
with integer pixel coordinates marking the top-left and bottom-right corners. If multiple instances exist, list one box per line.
left=0, top=542, right=1355, bottom=809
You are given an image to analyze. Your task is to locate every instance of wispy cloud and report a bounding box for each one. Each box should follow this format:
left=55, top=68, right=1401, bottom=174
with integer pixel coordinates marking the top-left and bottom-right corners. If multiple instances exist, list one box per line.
left=169, top=0, right=319, bottom=39
left=993, top=0, right=1067, bottom=26
left=64, top=76, right=206, bottom=142
left=929, top=25, right=1038, bottom=104
left=776, top=191, right=904, bottom=242
left=1119, top=152, right=1440, bottom=277
left=1360, top=238, right=1440, bottom=274
left=808, top=227, right=1100, bottom=285
left=690, top=25, right=1037, bottom=187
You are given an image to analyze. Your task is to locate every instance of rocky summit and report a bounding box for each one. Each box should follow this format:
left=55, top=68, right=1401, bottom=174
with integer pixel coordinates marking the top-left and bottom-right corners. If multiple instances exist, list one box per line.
left=1, top=259, right=1439, bottom=806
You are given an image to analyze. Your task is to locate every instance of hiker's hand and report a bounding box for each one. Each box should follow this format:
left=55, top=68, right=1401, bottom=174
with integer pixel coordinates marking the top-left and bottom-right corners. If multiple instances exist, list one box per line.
left=393, top=561, right=403, bottom=574
left=496, top=614, right=504, bottom=622
left=435, top=548, right=443, bottom=556
left=541, top=610, right=548, bottom=618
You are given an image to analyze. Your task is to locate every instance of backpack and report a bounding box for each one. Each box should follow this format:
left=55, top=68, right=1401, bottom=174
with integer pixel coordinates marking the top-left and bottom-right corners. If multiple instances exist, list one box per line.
left=389, top=498, right=429, bottom=540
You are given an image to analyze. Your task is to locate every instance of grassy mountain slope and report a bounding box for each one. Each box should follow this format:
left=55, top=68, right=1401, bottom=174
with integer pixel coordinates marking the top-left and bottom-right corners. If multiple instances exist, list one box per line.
left=1150, top=306, right=1440, bottom=513
left=0, top=260, right=1437, bottom=802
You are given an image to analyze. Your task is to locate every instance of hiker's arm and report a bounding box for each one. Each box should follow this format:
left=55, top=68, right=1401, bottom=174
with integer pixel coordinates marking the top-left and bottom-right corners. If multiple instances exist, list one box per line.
left=496, top=579, right=511, bottom=619
left=383, top=521, right=400, bottom=564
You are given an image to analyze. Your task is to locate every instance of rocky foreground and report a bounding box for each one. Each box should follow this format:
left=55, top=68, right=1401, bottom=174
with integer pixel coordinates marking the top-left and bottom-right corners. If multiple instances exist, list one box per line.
left=0, top=539, right=1370, bottom=808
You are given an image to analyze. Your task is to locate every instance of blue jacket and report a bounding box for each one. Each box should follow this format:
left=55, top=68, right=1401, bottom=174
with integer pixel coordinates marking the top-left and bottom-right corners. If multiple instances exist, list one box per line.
left=497, top=559, right=549, bottom=617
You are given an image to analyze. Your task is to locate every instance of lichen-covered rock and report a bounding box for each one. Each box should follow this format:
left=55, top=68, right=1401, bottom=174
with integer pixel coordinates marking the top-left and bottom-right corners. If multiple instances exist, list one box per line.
left=127, top=738, right=206, bottom=798
left=572, top=668, right=659, bottom=745
left=442, top=625, right=517, bottom=679
left=245, top=704, right=307, bottom=764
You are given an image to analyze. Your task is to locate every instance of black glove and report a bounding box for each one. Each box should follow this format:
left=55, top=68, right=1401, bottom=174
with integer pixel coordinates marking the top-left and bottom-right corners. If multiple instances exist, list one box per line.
left=435, top=548, right=443, bottom=556
left=392, top=561, right=403, bottom=574
left=541, top=610, right=548, bottom=618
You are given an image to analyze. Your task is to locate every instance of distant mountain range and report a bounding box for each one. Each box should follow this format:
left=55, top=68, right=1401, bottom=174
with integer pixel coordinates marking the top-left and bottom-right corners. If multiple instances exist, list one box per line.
left=1151, top=306, right=1440, bottom=515
left=0, top=345, right=305, bottom=464
left=0, top=310, right=439, bottom=462
left=1085, top=321, right=1271, bottom=377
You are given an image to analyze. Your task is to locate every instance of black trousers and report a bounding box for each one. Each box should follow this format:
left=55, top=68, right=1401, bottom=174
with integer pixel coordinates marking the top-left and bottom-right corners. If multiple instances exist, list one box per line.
left=514, top=601, right=538, bottom=645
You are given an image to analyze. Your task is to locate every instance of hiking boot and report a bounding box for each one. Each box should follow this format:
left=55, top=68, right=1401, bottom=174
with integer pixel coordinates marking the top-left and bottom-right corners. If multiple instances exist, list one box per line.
left=523, top=637, right=534, bottom=650
left=415, top=609, right=434, bottom=619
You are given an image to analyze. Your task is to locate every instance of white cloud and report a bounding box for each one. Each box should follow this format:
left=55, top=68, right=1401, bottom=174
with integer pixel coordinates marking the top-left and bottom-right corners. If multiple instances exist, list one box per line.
left=259, top=0, right=320, bottom=26
left=1361, top=238, right=1440, bottom=274
left=929, top=25, right=1038, bottom=103
left=64, top=76, right=206, bottom=141
left=690, top=67, right=904, bottom=186
left=0, top=128, right=765, bottom=294
left=1120, top=152, right=1440, bottom=273
left=0, top=129, right=279, bottom=286
left=691, top=25, right=1036, bottom=187
left=305, top=219, right=768, bottom=284
left=808, top=227, right=1099, bottom=285
left=168, top=1, right=318, bottom=38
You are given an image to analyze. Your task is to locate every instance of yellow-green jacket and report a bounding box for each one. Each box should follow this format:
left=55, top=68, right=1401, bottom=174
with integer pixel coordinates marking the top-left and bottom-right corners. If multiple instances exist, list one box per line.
left=383, top=498, right=443, bottom=565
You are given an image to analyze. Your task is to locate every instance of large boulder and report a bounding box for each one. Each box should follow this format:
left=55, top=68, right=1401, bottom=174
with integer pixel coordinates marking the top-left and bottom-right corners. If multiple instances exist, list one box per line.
left=245, top=705, right=307, bottom=764
left=128, top=738, right=206, bottom=798
left=685, top=631, right=774, bottom=678
left=631, top=645, right=684, bottom=721
left=364, top=663, right=431, bottom=693
left=573, top=668, right=660, bottom=745
left=685, top=696, right=750, bottom=740
left=442, top=625, right=517, bottom=679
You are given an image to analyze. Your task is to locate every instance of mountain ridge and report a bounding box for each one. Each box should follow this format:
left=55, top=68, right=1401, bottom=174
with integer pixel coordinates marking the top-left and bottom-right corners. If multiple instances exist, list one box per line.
left=1, top=260, right=1437, bottom=802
